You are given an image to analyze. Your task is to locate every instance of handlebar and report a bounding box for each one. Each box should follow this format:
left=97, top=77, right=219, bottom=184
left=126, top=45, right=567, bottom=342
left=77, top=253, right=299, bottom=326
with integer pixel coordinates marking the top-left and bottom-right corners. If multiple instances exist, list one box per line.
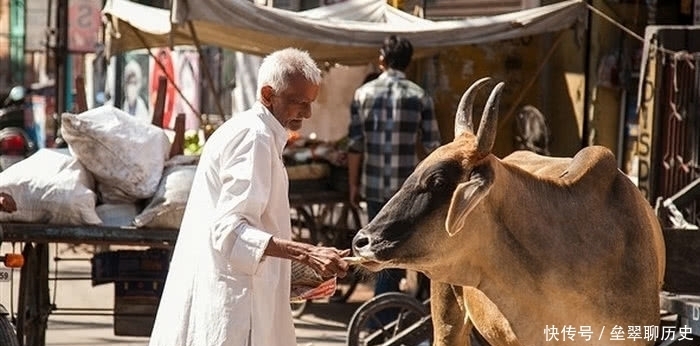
left=0, top=254, right=23, bottom=268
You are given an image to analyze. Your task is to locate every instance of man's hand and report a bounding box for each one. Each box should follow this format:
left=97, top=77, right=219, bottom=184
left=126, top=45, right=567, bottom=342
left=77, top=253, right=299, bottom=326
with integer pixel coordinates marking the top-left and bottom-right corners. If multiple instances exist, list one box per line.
left=266, top=238, right=350, bottom=278
left=0, top=193, right=16, bottom=213
left=298, top=245, right=351, bottom=279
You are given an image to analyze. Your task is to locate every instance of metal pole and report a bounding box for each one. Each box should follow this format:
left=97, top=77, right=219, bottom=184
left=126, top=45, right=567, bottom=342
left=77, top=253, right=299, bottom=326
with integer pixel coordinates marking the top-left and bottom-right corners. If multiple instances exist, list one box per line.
left=55, top=0, right=67, bottom=116
left=581, top=0, right=593, bottom=149
left=54, top=0, right=68, bottom=146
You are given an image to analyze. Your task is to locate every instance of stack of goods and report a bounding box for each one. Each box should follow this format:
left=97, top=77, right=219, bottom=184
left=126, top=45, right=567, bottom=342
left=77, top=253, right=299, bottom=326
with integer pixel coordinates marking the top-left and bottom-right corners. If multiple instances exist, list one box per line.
left=283, top=132, right=349, bottom=193
left=0, top=105, right=198, bottom=230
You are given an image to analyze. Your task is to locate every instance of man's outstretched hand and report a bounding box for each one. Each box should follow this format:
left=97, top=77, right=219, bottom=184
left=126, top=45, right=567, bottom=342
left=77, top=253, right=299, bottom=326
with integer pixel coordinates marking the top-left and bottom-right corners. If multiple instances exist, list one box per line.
left=266, top=238, right=350, bottom=278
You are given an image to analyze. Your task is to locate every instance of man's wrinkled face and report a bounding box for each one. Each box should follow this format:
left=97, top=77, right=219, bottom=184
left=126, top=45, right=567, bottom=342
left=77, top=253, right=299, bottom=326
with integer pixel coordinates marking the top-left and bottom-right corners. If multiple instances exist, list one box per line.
left=261, top=73, right=320, bottom=131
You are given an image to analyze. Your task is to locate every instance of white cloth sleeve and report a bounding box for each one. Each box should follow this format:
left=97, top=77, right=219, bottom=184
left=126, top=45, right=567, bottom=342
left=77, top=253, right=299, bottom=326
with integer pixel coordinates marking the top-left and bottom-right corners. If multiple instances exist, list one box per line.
left=210, top=129, right=274, bottom=275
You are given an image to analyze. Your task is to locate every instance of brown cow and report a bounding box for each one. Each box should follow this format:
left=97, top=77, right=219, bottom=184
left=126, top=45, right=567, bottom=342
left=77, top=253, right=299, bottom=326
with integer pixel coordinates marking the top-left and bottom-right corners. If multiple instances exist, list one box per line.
left=352, top=78, right=665, bottom=346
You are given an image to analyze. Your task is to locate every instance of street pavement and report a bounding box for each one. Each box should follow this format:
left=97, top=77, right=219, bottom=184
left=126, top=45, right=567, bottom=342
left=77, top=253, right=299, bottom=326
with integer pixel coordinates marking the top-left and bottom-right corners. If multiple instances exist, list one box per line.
left=0, top=244, right=373, bottom=346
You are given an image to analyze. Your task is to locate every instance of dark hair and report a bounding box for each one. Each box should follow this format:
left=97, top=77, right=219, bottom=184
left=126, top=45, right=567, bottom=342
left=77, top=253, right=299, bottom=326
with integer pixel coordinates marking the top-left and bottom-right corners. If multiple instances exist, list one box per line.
left=362, top=72, right=381, bottom=84
left=380, top=35, right=413, bottom=71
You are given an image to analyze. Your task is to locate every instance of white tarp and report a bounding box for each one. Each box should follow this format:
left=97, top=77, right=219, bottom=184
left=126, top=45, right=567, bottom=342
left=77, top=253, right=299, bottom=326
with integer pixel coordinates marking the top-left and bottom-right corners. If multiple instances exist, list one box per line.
left=103, top=0, right=586, bottom=66
left=231, top=0, right=424, bottom=114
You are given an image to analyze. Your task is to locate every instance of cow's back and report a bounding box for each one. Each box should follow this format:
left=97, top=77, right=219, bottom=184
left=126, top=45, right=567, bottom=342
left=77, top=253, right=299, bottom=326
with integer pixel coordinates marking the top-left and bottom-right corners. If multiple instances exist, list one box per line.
left=501, top=146, right=664, bottom=335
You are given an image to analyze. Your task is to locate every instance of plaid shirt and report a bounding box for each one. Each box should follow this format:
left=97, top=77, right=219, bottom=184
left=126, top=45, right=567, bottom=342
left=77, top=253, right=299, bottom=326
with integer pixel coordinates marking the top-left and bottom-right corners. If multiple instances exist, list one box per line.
left=348, top=69, right=441, bottom=203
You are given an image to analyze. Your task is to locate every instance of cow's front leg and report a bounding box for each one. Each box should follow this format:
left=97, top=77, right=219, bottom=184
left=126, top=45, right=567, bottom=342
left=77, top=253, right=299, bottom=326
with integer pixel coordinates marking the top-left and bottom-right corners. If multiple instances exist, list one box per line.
left=463, top=286, right=521, bottom=346
left=430, top=281, right=471, bottom=345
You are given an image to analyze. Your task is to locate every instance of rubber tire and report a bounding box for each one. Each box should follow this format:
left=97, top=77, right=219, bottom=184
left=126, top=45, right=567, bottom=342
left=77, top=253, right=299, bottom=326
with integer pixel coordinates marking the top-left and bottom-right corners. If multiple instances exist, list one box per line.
left=346, top=292, right=429, bottom=346
left=290, top=300, right=309, bottom=318
left=329, top=271, right=360, bottom=303
left=0, top=314, right=19, bottom=346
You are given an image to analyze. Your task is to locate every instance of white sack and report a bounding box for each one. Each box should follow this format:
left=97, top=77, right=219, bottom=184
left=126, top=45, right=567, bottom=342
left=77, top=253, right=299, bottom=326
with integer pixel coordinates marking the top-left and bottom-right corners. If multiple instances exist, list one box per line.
left=61, top=105, right=171, bottom=201
left=133, top=162, right=196, bottom=229
left=96, top=203, right=139, bottom=227
left=0, top=149, right=102, bottom=225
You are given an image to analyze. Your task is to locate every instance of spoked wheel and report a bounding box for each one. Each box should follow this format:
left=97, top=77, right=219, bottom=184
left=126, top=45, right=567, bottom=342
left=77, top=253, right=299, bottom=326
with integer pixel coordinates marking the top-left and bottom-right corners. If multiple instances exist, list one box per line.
left=0, top=312, right=19, bottom=346
left=290, top=300, right=308, bottom=319
left=329, top=271, right=361, bottom=303
left=346, top=292, right=431, bottom=346
left=315, top=203, right=362, bottom=248
left=290, top=206, right=318, bottom=245
left=316, top=203, right=363, bottom=303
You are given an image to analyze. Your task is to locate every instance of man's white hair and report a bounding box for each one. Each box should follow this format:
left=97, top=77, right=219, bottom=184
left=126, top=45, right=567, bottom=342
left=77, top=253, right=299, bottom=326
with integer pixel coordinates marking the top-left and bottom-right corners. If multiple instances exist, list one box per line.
left=256, top=48, right=322, bottom=100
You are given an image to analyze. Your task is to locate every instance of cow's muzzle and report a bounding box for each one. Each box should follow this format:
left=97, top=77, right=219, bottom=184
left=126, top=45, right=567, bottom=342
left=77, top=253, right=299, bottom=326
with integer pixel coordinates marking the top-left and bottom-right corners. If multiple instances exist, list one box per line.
left=351, top=228, right=374, bottom=258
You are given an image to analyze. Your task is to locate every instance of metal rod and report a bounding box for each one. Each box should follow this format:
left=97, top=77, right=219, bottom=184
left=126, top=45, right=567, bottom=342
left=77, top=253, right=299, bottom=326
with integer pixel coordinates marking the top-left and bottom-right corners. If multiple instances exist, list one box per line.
left=54, top=0, right=68, bottom=144
left=581, top=0, right=593, bottom=148
left=52, top=257, right=91, bottom=261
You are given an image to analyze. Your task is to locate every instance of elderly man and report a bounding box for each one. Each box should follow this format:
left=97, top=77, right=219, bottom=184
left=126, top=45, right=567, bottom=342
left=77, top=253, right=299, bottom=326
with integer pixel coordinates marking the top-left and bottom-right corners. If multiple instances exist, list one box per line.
left=149, top=48, right=350, bottom=346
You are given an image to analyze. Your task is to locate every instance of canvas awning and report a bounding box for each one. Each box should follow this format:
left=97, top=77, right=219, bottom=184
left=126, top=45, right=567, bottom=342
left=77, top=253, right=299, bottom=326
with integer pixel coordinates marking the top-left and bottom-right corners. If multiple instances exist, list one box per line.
left=102, top=0, right=586, bottom=65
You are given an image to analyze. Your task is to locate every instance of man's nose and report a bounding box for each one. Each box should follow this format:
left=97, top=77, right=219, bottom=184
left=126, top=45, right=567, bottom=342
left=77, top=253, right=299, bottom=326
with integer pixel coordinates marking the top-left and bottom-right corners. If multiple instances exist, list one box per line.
left=302, top=109, right=312, bottom=119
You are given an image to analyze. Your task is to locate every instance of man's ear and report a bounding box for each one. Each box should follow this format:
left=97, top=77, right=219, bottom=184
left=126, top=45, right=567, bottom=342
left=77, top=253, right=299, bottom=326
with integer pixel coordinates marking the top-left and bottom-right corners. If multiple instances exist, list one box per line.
left=445, top=164, right=494, bottom=236
left=260, top=85, right=274, bottom=107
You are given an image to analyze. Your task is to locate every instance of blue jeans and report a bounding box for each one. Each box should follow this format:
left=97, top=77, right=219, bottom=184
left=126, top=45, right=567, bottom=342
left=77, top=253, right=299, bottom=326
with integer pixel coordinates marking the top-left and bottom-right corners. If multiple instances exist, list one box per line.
left=366, top=201, right=405, bottom=296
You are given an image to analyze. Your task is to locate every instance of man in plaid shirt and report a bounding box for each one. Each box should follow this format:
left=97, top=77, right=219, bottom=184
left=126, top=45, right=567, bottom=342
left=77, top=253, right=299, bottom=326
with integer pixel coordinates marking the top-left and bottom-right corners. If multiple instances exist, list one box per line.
left=347, top=35, right=441, bottom=299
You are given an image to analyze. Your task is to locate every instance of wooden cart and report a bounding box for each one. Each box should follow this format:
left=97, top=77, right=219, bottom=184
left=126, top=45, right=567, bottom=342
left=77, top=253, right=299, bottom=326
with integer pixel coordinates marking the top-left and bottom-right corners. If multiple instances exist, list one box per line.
left=0, top=187, right=362, bottom=346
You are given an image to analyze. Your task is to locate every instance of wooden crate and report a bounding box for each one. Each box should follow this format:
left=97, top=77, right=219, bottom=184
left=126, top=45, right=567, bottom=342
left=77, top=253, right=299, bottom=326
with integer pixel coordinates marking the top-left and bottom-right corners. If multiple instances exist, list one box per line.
left=91, top=249, right=170, bottom=336
left=663, top=228, right=700, bottom=294
left=113, top=280, right=163, bottom=336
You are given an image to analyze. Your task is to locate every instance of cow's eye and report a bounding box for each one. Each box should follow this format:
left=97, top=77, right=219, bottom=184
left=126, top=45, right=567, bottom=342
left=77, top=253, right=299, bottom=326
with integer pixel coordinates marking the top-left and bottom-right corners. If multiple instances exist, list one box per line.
left=428, top=175, right=446, bottom=189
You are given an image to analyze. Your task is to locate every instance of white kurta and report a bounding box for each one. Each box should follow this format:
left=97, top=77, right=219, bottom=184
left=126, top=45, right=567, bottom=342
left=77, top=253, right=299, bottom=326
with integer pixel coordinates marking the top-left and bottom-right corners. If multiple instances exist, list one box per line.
left=148, top=102, right=295, bottom=346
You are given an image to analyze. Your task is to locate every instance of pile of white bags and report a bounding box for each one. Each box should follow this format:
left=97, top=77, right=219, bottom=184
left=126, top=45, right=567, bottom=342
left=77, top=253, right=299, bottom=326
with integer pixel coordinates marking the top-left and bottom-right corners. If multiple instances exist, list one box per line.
left=0, top=149, right=102, bottom=225
left=61, top=105, right=171, bottom=202
left=134, top=155, right=198, bottom=229
left=0, top=105, right=198, bottom=229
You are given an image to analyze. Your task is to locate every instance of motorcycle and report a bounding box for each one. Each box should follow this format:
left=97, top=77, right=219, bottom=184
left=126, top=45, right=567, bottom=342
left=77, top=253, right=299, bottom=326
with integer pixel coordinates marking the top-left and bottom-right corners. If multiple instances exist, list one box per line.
left=0, top=86, right=36, bottom=171
left=0, top=194, right=23, bottom=346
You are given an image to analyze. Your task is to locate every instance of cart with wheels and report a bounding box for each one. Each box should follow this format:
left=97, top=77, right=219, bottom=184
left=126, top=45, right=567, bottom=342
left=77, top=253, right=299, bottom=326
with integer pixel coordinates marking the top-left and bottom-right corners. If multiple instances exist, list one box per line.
left=0, top=223, right=178, bottom=346
left=288, top=186, right=366, bottom=317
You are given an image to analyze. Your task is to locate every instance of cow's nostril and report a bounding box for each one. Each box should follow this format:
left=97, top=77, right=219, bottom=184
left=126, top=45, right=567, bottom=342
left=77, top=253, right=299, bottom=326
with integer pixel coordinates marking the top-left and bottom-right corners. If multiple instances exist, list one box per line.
left=352, top=231, right=371, bottom=251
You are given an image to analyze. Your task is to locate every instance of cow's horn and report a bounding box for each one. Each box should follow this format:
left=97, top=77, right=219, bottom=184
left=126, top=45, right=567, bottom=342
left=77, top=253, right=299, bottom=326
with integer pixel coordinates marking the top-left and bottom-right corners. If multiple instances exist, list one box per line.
left=454, top=77, right=491, bottom=139
left=476, top=82, right=505, bottom=155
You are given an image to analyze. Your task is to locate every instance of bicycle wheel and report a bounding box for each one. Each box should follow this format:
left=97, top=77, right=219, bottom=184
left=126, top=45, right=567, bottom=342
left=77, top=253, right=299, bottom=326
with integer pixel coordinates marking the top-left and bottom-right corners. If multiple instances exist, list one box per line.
left=346, top=292, right=430, bottom=346
left=0, top=314, right=19, bottom=346
left=290, top=300, right=308, bottom=318
left=290, top=206, right=318, bottom=245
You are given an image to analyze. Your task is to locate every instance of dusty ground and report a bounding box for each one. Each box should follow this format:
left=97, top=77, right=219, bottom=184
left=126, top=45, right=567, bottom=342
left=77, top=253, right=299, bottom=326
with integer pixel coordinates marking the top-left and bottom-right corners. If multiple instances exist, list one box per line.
left=0, top=243, right=375, bottom=346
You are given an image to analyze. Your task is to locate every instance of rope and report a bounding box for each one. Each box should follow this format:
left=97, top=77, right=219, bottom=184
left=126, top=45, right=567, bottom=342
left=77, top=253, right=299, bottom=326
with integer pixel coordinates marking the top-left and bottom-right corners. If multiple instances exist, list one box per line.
left=498, top=31, right=566, bottom=131
left=584, top=2, right=692, bottom=58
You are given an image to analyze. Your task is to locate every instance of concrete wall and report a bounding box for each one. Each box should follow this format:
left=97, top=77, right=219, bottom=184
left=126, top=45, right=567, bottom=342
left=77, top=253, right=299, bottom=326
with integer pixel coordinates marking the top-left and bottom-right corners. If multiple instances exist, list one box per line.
left=302, top=64, right=374, bottom=142
left=416, top=29, right=585, bottom=158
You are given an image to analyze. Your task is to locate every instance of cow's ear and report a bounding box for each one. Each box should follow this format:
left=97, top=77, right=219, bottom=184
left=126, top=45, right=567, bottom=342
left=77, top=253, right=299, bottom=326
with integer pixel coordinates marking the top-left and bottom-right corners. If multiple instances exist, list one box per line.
left=445, top=165, right=494, bottom=236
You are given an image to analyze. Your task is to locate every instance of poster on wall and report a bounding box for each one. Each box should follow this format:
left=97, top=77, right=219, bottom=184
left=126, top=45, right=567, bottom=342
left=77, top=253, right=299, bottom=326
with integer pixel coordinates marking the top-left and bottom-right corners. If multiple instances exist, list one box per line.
left=68, top=0, right=102, bottom=53
left=102, top=50, right=152, bottom=124
left=173, top=50, right=201, bottom=130
left=121, top=52, right=151, bottom=124
left=149, top=48, right=201, bottom=130
left=149, top=48, right=176, bottom=128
